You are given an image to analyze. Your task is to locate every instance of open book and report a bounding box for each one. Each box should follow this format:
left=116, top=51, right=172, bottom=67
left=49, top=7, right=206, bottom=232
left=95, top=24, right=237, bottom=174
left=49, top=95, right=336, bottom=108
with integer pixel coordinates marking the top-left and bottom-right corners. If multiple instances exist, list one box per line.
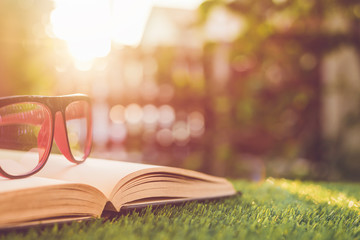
left=0, top=152, right=236, bottom=229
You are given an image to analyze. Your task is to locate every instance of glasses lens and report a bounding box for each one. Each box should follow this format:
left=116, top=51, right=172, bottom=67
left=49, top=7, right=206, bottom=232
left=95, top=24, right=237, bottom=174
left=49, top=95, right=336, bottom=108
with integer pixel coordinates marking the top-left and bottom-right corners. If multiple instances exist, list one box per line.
left=65, top=100, right=91, bottom=161
left=0, top=102, right=52, bottom=177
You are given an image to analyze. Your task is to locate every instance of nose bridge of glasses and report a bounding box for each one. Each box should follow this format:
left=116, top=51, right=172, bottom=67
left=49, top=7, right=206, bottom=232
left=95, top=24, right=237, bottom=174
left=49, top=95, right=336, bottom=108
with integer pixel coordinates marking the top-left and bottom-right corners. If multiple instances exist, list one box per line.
left=54, top=111, right=75, bottom=163
left=45, top=96, right=66, bottom=112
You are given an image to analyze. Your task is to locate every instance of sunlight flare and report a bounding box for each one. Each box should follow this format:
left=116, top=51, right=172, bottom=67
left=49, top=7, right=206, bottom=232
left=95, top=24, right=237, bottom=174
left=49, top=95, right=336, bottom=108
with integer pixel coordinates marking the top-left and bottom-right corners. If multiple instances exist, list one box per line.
left=50, top=0, right=205, bottom=65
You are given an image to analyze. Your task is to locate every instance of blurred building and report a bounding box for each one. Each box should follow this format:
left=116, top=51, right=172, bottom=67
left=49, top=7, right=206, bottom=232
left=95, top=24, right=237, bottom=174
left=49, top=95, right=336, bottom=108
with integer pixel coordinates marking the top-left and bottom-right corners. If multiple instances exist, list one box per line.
left=142, top=6, right=202, bottom=49
left=50, top=6, right=209, bottom=168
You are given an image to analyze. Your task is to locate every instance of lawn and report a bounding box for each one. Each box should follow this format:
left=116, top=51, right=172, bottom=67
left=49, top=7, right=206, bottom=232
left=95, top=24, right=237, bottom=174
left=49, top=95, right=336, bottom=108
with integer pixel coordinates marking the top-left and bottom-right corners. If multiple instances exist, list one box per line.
left=1, top=178, right=359, bottom=240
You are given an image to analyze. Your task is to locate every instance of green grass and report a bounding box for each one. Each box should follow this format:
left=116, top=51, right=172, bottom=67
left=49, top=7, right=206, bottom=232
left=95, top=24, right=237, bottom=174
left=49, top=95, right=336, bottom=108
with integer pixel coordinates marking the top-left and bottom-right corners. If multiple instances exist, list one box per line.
left=1, top=179, right=360, bottom=240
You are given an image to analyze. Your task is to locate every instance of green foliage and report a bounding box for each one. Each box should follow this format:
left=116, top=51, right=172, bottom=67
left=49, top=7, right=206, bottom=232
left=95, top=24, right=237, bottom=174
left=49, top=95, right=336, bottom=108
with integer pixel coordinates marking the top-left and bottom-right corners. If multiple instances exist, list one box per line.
left=0, top=0, right=55, bottom=96
left=195, top=0, right=360, bottom=178
left=1, top=179, right=359, bottom=240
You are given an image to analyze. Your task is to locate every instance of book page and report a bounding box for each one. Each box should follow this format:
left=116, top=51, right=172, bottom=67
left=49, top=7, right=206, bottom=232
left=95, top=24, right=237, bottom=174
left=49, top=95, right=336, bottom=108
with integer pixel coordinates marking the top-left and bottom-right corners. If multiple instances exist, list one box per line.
left=0, top=177, right=70, bottom=193
left=108, top=166, right=236, bottom=209
left=35, top=154, right=158, bottom=198
left=0, top=151, right=236, bottom=227
left=1, top=151, right=235, bottom=203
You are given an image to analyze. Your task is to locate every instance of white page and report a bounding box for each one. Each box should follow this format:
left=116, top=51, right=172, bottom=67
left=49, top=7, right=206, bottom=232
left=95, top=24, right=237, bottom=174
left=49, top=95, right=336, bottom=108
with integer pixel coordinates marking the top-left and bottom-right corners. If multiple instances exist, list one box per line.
left=35, top=154, right=157, bottom=197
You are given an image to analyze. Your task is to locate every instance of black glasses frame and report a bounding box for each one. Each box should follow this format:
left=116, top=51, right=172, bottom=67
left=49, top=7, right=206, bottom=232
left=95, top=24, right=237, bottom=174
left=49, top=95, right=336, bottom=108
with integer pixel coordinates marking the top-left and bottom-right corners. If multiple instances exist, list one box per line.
left=0, top=94, right=92, bottom=179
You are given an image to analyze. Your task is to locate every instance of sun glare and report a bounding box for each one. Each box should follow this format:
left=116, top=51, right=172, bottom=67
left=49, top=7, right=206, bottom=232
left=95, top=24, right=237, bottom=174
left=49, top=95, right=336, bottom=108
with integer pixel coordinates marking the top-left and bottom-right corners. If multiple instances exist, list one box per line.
left=51, top=0, right=152, bottom=62
left=50, top=0, right=204, bottom=64
left=51, top=0, right=112, bottom=61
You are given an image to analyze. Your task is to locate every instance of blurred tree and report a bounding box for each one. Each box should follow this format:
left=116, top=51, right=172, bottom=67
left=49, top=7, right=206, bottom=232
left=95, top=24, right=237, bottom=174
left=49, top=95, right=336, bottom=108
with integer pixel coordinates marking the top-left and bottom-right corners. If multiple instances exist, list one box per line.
left=197, top=0, right=360, bottom=178
left=0, top=0, right=55, bottom=96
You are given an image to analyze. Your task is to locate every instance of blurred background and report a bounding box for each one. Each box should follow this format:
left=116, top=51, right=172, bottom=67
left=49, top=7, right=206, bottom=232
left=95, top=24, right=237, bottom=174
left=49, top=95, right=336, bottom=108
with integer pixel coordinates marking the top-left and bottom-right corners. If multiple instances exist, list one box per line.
left=1, top=0, right=360, bottom=181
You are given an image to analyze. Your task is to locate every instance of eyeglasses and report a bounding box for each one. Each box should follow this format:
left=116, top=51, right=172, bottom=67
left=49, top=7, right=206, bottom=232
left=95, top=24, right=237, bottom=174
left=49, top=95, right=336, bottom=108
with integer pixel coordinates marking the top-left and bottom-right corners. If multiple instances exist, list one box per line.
left=0, top=94, right=92, bottom=179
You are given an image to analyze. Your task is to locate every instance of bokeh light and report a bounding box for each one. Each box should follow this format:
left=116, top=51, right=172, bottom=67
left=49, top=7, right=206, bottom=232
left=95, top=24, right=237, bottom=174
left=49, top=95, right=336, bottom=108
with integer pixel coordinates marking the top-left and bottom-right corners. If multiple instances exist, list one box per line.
left=156, top=128, right=174, bottom=147
left=109, top=105, right=125, bottom=124
left=172, top=121, right=190, bottom=145
left=142, top=104, right=159, bottom=126
left=158, top=105, right=175, bottom=128
left=188, top=111, right=205, bottom=138
left=125, top=104, right=143, bottom=125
